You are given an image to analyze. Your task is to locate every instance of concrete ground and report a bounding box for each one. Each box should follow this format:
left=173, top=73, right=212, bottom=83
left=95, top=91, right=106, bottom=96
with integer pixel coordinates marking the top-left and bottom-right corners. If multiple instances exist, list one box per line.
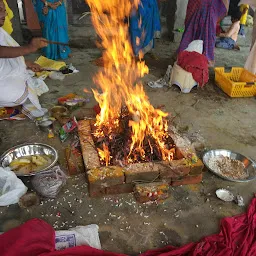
left=0, top=30, right=256, bottom=255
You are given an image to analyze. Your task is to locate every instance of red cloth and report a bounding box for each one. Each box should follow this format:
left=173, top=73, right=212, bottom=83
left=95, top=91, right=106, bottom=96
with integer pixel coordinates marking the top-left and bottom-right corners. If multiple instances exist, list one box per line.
left=0, top=219, right=124, bottom=256
left=177, top=51, right=209, bottom=87
left=141, top=198, right=256, bottom=256
left=1, top=198, right=256, bottom=256
left=0, top=219, right=54, bottom=256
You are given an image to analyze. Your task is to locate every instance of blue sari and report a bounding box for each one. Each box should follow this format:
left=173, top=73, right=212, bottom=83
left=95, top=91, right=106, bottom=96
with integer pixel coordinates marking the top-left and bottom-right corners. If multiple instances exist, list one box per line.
left=129, top=0, right=161, bottom=56
left=33, top=0, right=71, bottom=60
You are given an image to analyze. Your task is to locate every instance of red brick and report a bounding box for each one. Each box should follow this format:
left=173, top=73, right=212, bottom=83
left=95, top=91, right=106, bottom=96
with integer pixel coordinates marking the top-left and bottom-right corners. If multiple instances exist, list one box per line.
left=65, top=147, right=85, bottom=176
left=78, top=120, right=101, bottom=170
left=190, top=159, right=204, bottom=175
left=88, top=166, right=125, bottom=187
left=175, top=147, right=185, bottom=160
left=161, top=178, right=172, bottom=186
left=106, top=183, right=134, bottom=195
left=134, top=182, right=169, bottom=203
left=125, top=163, right=160, bottom=183
left=172, top=174, right=203, bottom=186
left=88, top=184, right=106, bottom=197
left=159, top=159, right=190, bottom=179
left=171, top=132, right=196, bottom=159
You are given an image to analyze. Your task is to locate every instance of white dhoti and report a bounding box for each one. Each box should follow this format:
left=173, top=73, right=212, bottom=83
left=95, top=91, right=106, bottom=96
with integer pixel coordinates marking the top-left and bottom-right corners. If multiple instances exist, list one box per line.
left=0, top=28, right=48, bottom=118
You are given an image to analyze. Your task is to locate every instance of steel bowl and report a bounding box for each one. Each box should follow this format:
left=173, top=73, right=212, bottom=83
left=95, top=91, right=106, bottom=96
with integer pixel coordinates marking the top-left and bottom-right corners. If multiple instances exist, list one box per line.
left=203, top=149, right=256, bottom=182
left=37, top=120, right=54, bottom=133
left=50, top=106, right=68, bottom=119
left=0, top=143, right=58, bottom=176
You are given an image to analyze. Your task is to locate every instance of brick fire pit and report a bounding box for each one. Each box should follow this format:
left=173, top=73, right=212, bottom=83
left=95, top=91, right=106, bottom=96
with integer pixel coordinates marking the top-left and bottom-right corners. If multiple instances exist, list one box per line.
left=78, top=120, right=204, bottom=201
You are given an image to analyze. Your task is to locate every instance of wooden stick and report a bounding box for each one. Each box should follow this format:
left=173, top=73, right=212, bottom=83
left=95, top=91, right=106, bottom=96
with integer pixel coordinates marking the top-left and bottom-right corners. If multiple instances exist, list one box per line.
left=45, top=40, right=70, bottom=46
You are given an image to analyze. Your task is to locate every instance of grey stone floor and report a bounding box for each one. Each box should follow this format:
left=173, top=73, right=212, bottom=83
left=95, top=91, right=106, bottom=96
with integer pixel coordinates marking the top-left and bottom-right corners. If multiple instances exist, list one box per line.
left=0, top=32, right=255, bottom=255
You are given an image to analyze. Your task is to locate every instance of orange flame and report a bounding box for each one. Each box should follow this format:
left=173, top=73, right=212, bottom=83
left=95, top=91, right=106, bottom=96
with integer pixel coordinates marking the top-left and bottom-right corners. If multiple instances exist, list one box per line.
left=97, top=143, right=111, bottom=166
left=86, top=0, right=174, bottom=164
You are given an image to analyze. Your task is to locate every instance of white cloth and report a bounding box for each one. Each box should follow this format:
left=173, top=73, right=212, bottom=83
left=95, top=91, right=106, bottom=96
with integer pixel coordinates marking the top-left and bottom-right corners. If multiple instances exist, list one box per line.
left=55, top=225, right=101, bottom=251
left=0, top=28, right=48, bottom=118
left=27, top=70, right=49, bottom=96
left=185, top=40, right=203, bottom=54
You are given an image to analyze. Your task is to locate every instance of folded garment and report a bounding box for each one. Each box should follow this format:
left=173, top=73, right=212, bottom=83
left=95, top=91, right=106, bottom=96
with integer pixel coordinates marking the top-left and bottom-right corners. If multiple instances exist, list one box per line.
left=35, top=56, right=66, bottom=78
left=177, top=51, right=209, bottom=87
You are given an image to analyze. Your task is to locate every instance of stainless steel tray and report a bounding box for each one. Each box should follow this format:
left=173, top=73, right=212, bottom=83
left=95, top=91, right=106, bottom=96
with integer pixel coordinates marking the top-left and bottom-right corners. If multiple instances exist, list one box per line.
left=0, top=143, right=58, bottom=176
left=203, top=149, right=256, bottom=182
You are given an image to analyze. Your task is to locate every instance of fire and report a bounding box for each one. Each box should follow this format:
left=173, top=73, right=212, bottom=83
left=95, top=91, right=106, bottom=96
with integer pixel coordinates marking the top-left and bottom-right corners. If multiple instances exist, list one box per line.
left=86, top=0, right=174, bottom=165
left=97, top=143, right=111, bottom=166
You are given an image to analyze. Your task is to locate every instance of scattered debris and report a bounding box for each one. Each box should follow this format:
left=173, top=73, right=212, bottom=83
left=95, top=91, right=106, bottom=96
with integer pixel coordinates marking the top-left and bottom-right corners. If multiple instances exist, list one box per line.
left=58, top=93, right=88, bottom=111
left=59, top=117, right=78, bottom=142
left=236, top=195, right=245, bottom=207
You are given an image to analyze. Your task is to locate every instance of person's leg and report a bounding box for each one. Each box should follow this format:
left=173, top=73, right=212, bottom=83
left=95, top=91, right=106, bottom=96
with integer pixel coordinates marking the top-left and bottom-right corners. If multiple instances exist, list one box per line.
left=215, top=37, right=230, bottom=49
left=252, top=11, right=256, bottom=49
left=216, top=37, right=236, bottom=50
left=215, top=38, right=221, bottom=44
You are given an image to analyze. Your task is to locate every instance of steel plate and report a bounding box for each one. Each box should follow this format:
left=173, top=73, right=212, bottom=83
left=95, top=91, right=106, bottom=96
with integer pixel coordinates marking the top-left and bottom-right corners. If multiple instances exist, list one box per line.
left=0, top=143, right=58, bottom=176
left=203, top=149, right=256, bottom=182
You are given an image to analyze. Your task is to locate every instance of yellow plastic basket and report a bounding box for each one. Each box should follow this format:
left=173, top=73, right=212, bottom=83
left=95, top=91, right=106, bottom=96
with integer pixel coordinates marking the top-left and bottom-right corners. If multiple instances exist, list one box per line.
left=215, top=67, right=256, bottom=97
